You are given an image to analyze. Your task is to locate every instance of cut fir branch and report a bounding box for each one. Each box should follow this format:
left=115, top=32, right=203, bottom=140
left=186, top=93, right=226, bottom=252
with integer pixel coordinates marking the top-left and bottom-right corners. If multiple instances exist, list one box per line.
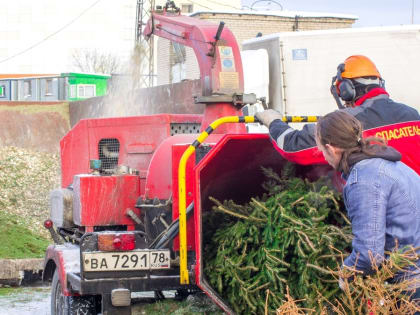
left=204, top=168, right=352, bottom=314
left=203, top=167, right=420, bottom=314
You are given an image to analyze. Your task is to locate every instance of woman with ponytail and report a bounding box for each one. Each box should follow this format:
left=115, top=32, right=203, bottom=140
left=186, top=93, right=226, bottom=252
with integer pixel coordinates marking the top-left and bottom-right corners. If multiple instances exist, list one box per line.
left=315, top=110, right=420, bottom=303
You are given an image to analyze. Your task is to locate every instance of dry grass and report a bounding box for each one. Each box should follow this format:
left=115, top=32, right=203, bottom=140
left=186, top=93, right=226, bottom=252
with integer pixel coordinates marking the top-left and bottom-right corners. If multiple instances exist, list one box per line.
left=274, top=246, right=420, bottom=315
left=274, top=287, right=313, bottom=315
left=0, top=146, right=60, bottom=239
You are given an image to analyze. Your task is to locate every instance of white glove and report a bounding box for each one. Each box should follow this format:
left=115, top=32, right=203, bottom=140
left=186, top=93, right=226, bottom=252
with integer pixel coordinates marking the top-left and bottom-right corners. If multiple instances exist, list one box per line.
left=255, top=109, right=283, bottom=128
left=339, top=277, right=347, bottom=291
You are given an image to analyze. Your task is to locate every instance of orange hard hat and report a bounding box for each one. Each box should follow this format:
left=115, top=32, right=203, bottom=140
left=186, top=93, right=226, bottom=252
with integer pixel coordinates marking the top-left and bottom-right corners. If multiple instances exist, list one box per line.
left=341, top=55, right=381, bottom=79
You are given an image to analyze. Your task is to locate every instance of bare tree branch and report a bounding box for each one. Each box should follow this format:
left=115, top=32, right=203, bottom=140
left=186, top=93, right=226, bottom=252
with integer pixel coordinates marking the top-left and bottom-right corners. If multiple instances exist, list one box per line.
left=71, top=49, right=121, bottom=74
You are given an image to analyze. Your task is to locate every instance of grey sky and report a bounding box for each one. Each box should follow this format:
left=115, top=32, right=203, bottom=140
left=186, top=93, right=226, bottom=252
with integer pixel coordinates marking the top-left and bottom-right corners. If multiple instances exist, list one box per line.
left=240, top=0, right=420, bottom=27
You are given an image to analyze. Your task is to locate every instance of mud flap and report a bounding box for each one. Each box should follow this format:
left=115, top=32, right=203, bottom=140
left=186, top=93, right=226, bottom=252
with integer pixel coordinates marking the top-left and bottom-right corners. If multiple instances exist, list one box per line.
left=102, top=293, right=131, bottom=315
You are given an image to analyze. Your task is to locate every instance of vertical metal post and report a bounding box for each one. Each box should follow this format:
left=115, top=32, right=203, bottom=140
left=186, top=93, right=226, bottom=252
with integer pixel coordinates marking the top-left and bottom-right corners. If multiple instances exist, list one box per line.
left=279, top=41, right=287, bottom=116
left=135, top=0, right=155, bottom=87
left=412, top=0, right=415, bottom=24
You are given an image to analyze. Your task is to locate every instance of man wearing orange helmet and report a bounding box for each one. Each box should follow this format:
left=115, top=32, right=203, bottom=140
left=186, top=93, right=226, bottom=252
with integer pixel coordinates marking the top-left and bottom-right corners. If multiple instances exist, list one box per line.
left=256, top=55, right=420, bottom=175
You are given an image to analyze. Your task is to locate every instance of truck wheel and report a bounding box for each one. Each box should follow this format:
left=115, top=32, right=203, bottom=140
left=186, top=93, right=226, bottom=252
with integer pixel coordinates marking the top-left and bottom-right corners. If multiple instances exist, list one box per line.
left=51, top=269, right=97, bottom=315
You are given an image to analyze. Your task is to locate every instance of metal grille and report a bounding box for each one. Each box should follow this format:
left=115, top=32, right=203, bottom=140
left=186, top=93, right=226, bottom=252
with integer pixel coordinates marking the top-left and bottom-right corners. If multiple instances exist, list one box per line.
left=98, top=139, right=120, bottom=172
left=170, top=123, right=201, bottom=136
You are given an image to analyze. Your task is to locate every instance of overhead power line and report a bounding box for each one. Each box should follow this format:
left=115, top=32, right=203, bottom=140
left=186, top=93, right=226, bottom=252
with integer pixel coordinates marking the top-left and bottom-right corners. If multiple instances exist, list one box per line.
left=187, top=0, right=213, bottom=11
left=204, top=0, right=242, bottom=10
left=187, top=0, right=242, bottom=11
left=0, top=0, right=102, bottom=65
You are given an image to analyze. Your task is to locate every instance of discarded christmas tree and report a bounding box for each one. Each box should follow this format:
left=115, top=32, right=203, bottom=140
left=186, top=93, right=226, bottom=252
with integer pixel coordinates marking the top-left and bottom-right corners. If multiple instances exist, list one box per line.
left=203, top=166, right=352, bottom=314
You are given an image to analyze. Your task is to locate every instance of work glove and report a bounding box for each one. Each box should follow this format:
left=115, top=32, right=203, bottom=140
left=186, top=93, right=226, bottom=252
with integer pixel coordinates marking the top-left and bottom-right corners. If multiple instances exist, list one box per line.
left=338, top=277, right=347, bottom=291
left=255, top=109, right=283, bottom=128
left=339, top=265, right=352, bottom=291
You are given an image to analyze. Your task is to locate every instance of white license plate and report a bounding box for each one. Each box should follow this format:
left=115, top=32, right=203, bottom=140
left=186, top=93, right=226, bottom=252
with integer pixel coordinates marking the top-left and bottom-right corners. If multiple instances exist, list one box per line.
left=83, top=250, right=170, bottom=272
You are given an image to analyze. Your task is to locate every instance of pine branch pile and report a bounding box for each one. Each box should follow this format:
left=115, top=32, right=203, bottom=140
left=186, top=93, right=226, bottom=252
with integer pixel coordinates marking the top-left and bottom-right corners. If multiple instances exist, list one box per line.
left=203, top=166, right=352, bottom=314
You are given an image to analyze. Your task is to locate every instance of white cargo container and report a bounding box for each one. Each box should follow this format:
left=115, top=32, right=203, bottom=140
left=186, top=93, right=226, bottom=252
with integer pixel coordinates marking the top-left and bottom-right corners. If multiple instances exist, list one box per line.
left=242, top=25, right=420, bottom=116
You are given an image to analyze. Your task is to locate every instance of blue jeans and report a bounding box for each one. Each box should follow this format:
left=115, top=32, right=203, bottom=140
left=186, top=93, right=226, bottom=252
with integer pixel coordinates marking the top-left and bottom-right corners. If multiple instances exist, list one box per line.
left=413, top=287, right=420, bottom=315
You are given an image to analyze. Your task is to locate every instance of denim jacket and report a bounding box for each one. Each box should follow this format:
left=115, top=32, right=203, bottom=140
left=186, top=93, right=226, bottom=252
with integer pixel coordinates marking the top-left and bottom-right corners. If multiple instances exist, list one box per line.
left=342, top=157, right=420, bottom=285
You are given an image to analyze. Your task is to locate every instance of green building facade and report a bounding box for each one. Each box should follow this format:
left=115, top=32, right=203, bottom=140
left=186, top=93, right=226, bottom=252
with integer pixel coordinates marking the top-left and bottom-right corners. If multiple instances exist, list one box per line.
left=62, top=73, right=111, bottom=101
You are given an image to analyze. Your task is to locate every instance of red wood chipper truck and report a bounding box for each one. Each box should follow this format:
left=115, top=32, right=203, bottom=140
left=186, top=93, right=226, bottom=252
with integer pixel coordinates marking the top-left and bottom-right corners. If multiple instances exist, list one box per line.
left=42, top=2, right=323, bottom=314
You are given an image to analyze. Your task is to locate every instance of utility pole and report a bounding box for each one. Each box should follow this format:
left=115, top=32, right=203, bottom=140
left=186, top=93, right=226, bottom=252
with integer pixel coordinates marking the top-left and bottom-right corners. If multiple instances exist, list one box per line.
left=135, top=0, right=155, bottom=87
left=412, top=0, right=415, bottom=24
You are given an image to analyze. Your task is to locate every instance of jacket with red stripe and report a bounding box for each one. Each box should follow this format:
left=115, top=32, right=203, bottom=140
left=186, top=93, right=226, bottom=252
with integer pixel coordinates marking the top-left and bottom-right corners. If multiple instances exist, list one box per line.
left=269, top=88, right=420, bottom=175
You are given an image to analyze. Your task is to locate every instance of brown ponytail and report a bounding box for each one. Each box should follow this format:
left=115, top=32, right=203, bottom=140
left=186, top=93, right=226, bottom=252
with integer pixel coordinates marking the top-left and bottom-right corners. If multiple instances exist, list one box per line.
left=316, top=110, right=386, bottom=174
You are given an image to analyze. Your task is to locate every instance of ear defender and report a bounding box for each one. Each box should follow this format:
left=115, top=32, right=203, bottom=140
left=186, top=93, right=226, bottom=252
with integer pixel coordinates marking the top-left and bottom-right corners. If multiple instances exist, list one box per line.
left=379, top=78, right=385, bottom=89
left=336, top=63, right=356, bottom=102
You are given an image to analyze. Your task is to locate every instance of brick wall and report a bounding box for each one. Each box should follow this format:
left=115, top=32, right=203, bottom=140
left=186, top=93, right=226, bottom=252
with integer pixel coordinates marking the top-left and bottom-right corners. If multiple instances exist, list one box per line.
left=156, top=12, right=355, bottom=85
left=197, top=13, right=355, bottom=48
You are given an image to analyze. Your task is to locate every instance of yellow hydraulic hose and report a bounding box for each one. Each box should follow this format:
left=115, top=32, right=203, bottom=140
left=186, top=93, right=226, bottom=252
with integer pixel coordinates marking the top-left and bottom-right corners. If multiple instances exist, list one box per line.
left=177, top=115, right=318, bottom=284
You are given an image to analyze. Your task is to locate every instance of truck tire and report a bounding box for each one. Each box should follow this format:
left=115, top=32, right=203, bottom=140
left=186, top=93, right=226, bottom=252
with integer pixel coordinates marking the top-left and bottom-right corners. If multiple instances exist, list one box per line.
left=51, top=269, right=97, bottom=315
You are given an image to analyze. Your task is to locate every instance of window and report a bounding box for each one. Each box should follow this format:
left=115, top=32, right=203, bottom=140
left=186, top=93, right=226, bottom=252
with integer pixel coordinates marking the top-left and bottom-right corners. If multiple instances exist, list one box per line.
left=172, top=43, right=186, bottom=64
left=45, top=79, right=53, bottom=95
left=171, top=62, right=186, bottom=83
left=181, top=4, right=193, bottom=13
left=77, top=84, right=96, bottom=98
left=24, top=80, right=32, bottom=97
left=171, top=43, right=187, bottom=83
left=70, top=85, right=77, bottom=98
left=0, top=85, right=5, bottom=97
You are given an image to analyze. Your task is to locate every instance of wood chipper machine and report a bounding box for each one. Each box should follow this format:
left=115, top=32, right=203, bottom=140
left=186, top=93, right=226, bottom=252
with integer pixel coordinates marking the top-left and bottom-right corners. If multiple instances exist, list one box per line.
left=42, top=2, right=326, bottom=314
